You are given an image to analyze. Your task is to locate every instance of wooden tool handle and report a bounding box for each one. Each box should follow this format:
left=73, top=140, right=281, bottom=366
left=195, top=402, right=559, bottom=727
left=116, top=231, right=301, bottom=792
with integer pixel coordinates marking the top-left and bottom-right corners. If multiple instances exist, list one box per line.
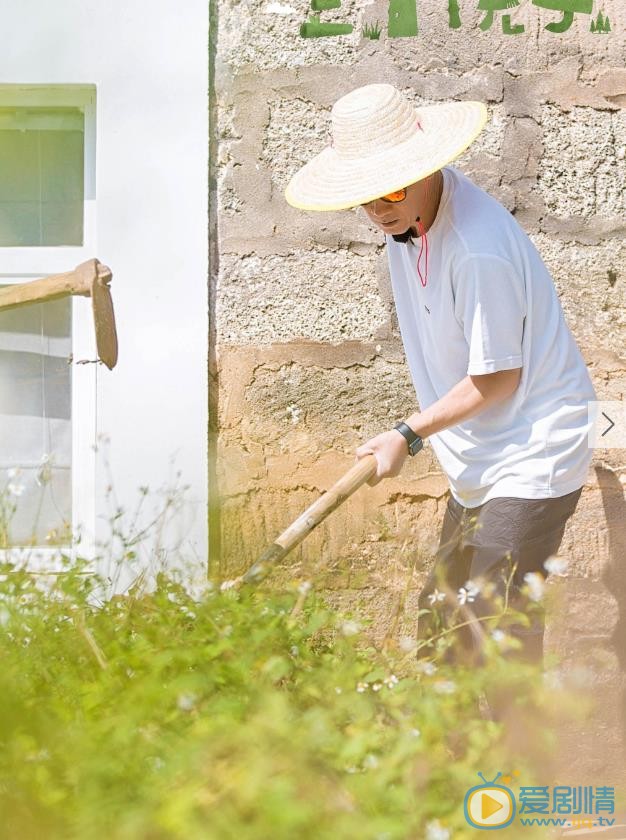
left=0, top=259, right=100, bottom=310
left=275, top=453, right=378, bottom=552
left=224, top=453, right=378, bottom=588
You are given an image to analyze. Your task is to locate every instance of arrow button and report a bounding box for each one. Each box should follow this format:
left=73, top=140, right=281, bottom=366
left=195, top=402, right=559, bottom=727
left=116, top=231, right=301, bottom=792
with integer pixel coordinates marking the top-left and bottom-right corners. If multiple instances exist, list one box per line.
left=601, top=412, right=615, bottom=437
left=588, top=401, right=626, bottom=449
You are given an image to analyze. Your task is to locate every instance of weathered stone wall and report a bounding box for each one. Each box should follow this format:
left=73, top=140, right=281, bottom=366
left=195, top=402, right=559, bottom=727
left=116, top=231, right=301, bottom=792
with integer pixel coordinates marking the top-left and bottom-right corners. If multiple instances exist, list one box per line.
left=211, top=0, right=626, bottom=785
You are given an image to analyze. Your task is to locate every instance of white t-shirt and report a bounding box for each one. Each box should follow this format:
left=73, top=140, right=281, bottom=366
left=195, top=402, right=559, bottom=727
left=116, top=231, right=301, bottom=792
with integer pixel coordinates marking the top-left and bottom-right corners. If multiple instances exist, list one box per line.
left=387, top=164, right=596, bottom=508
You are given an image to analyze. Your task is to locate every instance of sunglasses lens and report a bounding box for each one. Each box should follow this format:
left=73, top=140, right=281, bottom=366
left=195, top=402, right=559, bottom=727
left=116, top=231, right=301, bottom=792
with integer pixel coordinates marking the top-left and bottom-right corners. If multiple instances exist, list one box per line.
left=381, top=189, right=406, bottom=203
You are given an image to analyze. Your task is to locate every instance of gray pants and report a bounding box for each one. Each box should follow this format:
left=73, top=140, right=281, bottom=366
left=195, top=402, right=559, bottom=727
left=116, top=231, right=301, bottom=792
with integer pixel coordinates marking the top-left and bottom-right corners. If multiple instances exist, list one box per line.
left=416, top=487, right=583, bottom=666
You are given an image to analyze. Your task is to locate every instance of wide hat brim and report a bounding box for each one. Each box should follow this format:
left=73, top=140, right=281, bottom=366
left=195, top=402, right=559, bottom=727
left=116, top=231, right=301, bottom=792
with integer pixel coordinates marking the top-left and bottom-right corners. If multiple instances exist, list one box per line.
left=285, top=100, right=488, bottom=212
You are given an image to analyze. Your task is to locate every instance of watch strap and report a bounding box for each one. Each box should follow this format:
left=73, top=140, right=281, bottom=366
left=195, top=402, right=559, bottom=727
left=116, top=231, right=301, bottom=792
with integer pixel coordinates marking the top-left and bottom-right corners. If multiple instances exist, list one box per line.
left=393, top=422, right=423, bottom=456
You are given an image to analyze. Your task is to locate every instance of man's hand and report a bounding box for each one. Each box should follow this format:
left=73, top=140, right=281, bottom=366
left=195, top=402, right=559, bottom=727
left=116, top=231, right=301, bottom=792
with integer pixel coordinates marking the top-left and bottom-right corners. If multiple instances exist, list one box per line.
left=355, top=429, right=409, bottom=487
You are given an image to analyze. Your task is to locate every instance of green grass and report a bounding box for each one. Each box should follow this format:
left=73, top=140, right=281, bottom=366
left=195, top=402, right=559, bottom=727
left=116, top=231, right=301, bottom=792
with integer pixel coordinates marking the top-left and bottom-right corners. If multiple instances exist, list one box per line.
left=362, top=20, right=383, bottom=39
left=0, top=480, right=564, bottom=839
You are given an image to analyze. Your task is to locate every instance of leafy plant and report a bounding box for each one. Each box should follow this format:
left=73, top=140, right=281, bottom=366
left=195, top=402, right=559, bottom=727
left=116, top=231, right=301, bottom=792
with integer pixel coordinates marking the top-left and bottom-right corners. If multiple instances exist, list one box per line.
left=362, top=20, right=383, bottom=39
left=0, top=479, right=574, bottom=839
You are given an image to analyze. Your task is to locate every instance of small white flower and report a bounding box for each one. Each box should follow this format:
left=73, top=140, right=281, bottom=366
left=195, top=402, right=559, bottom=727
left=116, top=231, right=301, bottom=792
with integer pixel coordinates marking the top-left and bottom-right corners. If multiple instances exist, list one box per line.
left=428, top=589, right=446, bottom=605
left=372, top=682, right=382, bottom=692
left=544, top=555, right=568, bottom=576
left=523, top=571, right=545, bottom=602
left=490, top=629, right=517, bottom=651
left=335, top=686, right=342, bottom=694
left=458, top=580, right=480, bottom=605
left=341, top=620, right=360, bottom=637
left=177, top=693, right=197, bottom=712
left=356, top=681, right=368, bottom=693
left=297, top=580, right=312, bottom=595
left=363, top=753, right=379, bottom=769
left=465, top=579, right=481, bottom=598
left=7, top=482, right=25, bottom=497
left=410, top=728, right=421, bottom=737
left=433, top=679, right=456, bottom=694
left=417, top=660, right=437, bottom=676
left=383, top=674, right=399, bottom=688
left=399, top=635, right=417, bottom=652
left=425, top=818, right=451, bottom=840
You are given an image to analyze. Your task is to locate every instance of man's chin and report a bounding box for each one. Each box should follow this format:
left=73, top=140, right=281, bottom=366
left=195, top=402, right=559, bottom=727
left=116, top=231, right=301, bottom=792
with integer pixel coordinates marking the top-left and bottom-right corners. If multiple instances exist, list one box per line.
left=378, top=221, right=406, bottom=234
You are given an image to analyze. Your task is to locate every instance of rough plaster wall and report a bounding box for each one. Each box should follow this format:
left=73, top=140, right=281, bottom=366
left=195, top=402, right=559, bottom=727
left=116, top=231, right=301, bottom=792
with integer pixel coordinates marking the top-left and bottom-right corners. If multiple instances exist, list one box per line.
left=212, top=0, right=626, bottom=786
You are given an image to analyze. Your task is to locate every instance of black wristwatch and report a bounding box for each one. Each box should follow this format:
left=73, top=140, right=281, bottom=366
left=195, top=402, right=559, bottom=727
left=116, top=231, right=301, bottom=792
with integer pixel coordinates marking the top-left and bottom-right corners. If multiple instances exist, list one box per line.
left=394, top=422, right=424, bottom=456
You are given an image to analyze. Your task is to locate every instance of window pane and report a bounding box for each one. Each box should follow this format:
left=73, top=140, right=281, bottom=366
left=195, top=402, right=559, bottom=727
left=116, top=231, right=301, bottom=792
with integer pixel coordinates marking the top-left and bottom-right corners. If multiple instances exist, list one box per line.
left=0, top=107, right=84, bottom=246
left=0, top=297, right=72, bottom=547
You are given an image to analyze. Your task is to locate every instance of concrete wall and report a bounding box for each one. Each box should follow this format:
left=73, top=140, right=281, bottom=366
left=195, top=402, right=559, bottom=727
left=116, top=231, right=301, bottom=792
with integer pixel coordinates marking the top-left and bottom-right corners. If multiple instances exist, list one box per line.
left=211, top=0, right=626, bottom=784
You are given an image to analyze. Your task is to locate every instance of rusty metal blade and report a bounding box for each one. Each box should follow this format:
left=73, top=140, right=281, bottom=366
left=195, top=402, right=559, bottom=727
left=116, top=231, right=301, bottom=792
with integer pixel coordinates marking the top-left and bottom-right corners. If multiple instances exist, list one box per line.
left=91, top=263, right=118, bottom=370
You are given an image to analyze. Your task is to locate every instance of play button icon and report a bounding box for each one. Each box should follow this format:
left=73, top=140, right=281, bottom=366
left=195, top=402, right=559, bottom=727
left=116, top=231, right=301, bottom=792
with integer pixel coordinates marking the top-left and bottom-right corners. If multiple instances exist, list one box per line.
left=482, top=792, right=504, bottom=820
left=465, top=785, right=515, bottom=828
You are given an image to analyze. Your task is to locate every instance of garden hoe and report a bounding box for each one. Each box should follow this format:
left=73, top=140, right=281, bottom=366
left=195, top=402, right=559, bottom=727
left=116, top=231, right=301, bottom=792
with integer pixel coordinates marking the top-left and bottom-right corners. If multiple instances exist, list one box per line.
left=221, top=455, right=489, bottom=661
left=222, top=453, right=379, bottom=590
left=0, top=258, right=118, bottom=370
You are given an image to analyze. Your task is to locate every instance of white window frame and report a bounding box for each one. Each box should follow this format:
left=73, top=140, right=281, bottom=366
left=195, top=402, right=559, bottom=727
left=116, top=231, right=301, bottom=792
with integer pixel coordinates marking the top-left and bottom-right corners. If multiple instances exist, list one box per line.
left=0, top=84, right=98, bottom=571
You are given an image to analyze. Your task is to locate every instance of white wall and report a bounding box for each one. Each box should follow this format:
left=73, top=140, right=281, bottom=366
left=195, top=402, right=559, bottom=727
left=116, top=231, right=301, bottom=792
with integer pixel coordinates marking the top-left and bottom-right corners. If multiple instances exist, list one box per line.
left=0, top=0, right=209, bottom=587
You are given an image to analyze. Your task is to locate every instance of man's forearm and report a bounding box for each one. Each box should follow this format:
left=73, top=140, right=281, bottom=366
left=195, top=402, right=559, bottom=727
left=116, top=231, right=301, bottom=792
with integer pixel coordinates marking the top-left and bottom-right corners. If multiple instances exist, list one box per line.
left=404, top=369, right=521, bottom=439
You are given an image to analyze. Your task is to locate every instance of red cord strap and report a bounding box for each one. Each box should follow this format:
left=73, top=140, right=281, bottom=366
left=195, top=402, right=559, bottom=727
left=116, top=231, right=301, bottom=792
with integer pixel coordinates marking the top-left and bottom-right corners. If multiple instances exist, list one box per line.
left=416, top=219, right=428, bottom=287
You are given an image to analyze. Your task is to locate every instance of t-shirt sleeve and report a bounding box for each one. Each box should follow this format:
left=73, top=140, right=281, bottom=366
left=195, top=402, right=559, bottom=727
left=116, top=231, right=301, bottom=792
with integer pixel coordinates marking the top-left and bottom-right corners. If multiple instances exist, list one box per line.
left=452, top=253, right=527, bottom=376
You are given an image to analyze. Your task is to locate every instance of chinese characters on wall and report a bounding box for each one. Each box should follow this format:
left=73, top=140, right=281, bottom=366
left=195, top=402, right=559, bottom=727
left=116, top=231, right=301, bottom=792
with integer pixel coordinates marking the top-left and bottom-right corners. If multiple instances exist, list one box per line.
left=300, top=0, right=611, bottom=37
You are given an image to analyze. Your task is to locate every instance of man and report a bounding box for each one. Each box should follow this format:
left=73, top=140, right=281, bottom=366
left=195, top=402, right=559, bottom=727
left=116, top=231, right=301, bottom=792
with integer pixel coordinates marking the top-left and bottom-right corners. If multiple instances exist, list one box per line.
left=284, top=83, right=596, bottom=671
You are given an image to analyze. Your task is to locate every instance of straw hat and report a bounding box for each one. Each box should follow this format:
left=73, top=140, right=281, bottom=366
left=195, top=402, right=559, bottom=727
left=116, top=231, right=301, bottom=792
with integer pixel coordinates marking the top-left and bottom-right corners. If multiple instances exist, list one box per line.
left=284, top=84, right=488, bottom=212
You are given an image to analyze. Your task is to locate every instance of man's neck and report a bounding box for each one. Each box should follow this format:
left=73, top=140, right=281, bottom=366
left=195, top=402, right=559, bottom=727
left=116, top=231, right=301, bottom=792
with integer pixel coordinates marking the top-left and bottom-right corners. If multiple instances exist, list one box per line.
left=392, top=169, right=444, bottom=242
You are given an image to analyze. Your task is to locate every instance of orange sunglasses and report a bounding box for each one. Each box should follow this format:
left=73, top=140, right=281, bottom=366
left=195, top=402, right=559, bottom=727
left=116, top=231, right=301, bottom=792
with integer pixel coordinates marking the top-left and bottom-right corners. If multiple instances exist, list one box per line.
left=361, top=187, right=407, bottom=206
